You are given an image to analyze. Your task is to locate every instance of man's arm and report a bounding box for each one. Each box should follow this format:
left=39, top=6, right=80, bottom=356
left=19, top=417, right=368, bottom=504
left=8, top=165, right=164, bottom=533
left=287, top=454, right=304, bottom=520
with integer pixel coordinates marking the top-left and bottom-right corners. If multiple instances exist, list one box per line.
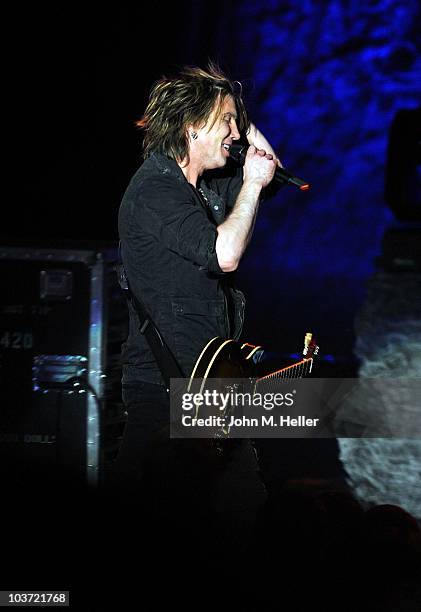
left=215, top=146, right=276, bottom=272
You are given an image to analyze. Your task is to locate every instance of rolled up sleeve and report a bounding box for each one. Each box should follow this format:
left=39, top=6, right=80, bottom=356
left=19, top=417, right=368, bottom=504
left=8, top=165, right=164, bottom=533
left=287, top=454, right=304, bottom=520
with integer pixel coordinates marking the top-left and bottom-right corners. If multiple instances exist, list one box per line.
left=134, top=176, right=224, bottom=274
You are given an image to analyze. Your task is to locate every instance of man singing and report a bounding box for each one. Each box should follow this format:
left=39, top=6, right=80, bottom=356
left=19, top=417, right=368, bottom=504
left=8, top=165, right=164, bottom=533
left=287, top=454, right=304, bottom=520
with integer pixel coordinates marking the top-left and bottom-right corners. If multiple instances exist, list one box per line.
left=116, top=63, right=278, bottom=492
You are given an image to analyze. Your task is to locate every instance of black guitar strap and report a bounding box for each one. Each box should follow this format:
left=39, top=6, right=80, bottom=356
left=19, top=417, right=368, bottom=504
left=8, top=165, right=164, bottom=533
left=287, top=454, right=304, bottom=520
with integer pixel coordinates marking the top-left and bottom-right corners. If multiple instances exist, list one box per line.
left=116, top=243, right=183, bottom=391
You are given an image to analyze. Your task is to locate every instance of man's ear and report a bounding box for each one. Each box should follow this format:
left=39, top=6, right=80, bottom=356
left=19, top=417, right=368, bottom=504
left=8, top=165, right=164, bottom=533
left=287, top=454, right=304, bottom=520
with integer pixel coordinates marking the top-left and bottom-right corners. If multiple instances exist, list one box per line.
left=186, top=124, right=198, bottom=141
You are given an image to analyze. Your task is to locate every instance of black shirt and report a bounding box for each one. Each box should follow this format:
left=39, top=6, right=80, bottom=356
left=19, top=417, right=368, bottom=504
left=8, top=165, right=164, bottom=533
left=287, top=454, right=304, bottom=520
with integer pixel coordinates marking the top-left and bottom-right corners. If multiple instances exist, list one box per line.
left=118, top=152, right=245, bottom=385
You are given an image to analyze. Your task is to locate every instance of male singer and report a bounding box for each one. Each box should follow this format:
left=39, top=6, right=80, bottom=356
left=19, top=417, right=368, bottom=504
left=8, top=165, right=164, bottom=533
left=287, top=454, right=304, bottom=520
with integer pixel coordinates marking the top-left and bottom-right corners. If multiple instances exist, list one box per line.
left=116, top=63, right=279, bottom=490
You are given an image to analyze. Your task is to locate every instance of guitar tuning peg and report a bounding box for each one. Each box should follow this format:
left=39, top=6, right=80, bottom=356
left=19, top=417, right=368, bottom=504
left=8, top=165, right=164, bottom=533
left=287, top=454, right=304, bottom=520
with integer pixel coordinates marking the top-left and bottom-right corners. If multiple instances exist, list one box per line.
left=303, top=332, right=313, bottom=355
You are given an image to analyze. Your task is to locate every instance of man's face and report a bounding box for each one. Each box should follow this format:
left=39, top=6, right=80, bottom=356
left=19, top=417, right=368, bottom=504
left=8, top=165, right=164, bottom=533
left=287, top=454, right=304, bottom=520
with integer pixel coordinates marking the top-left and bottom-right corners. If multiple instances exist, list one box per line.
left=193, top=95, right=241, bottom=171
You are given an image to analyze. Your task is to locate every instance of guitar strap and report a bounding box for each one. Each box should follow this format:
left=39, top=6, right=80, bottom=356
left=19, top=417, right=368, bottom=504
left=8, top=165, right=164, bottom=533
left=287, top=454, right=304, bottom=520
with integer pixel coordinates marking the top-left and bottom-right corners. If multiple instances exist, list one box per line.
left=116, top=242, right=183, bottom=392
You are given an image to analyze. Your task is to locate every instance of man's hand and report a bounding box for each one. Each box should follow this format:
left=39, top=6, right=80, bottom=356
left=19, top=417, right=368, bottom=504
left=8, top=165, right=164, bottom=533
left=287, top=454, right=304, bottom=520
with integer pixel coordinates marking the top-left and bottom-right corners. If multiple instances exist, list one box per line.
left=242, top=145, right=277, bottom=189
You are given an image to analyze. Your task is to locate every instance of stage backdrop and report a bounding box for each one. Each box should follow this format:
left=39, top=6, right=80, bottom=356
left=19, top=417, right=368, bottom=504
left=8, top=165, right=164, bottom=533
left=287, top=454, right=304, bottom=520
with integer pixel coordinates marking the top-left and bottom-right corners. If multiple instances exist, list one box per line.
left=221, top=0, right=420, bottom=352
left=6, top=2, right=420, bottom=353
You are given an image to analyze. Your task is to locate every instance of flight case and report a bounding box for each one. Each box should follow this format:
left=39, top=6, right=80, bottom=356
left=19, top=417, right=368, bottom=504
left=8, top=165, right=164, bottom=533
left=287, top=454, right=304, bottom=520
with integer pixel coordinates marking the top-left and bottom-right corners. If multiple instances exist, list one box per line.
left=0, top=244, right=127, bottom=486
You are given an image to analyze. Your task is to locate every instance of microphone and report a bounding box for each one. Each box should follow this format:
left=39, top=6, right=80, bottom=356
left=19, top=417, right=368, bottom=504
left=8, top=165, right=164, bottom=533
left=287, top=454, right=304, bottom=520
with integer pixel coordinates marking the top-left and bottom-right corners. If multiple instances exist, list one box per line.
left=228, top=144, right=310, bottom=191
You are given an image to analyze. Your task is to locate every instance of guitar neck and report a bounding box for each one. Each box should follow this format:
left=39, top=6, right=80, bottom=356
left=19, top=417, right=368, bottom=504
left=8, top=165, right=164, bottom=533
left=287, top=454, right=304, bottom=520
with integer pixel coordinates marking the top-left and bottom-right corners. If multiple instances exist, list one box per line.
left=255, top=357, right=313, bottom=393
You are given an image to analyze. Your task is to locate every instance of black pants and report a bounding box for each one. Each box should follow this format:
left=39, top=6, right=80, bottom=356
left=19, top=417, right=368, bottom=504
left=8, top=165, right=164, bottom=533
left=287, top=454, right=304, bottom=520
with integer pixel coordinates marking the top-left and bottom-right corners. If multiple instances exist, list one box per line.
left=112, top=381, right=265, bottom=540
left=112, top=381, right=170, bottom=491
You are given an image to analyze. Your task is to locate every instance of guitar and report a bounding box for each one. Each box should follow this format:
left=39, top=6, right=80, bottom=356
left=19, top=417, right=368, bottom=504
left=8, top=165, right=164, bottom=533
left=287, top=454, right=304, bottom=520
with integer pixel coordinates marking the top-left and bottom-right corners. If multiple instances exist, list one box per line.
left=186, top=333, right=319, bottom=433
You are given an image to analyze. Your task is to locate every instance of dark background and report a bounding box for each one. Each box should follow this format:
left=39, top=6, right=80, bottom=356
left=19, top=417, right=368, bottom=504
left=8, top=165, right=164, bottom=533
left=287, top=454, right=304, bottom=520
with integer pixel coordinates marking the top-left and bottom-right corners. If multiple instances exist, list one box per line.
left=4, top=2, right=421, bottom=358
left=2, top=5, right=421, bottom=606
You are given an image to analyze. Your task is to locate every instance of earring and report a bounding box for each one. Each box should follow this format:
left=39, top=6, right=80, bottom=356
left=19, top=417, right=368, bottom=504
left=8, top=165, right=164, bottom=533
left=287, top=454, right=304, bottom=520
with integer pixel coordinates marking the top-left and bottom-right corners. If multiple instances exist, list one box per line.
left=191, top=132, right=198, bottom=140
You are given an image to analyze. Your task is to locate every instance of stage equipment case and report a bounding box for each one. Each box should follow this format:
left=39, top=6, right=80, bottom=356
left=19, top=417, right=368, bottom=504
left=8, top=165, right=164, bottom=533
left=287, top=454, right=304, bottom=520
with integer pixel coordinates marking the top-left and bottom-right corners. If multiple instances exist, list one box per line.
left=0, top=244, right=127, bottom=487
